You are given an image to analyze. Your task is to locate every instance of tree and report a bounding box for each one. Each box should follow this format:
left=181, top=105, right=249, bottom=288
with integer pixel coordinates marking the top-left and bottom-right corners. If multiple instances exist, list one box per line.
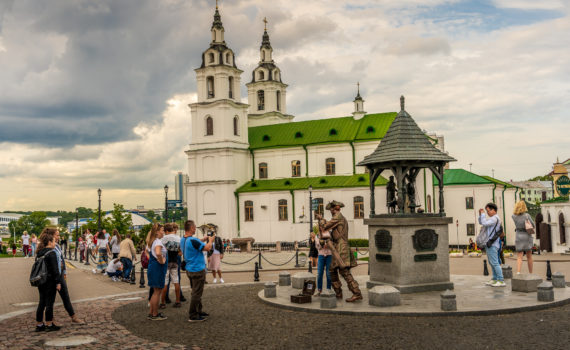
left=145, top=210, right=157, bottom=221
left=8, top=212, right=51, bottom=237
left=528, top=175, right=553, bottom=181
left=109, top=203, right=133, bottom=236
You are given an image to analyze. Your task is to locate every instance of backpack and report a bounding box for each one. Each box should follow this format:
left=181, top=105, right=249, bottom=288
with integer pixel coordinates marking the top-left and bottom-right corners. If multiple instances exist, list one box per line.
left=475, top=218, right=502, bottom=249
left=141, top=249, right=149, bottom=269
left=30, top=250, right=54, bottom=287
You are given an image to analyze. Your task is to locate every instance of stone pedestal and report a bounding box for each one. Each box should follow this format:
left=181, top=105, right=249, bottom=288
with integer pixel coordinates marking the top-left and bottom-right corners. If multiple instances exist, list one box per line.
left=279, top=272, right=291, bottom=286
left=275, top=242, right=282, bottom=253
left=364, top=216, right=454, bottom=293
left=292, top=272, right=316, bottom=289
left=369, top=286, right=401, bottom=307
left=512, top=274, right=543, bottom=292
left=537, top=282, right=554, bottom=302
left=319, top=289, right=336, bottom=309
left=552, top=272, right=566, bottom=288
left=264, top=282, right=276, bottom=298
left=440, top=290, right=457, bottom=311
left=501, top=265, right=513, bottom=279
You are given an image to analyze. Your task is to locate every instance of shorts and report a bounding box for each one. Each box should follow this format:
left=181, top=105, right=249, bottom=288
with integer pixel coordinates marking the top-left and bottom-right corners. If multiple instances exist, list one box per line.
left=164, top=264, right=179, bottom=284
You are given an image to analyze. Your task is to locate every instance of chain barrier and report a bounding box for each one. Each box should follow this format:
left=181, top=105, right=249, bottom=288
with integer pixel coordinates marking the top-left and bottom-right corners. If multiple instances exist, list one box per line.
left=356, top=250, right=369, bottom=256
left=220, top=253, right=260, bottom=266
left=260, top=252, right=297, bottom=267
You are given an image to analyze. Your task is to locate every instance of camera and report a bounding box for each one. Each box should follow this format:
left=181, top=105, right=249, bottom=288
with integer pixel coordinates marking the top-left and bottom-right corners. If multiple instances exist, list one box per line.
left=207, top=231, right=214, bottom=237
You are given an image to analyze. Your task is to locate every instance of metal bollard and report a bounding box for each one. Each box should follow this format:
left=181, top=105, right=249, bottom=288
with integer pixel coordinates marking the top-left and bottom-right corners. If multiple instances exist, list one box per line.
left=258, top=251, right=263, bottom=270
left=294, top=250, right=300, bottom=268
left=483, top=259, right=489, bottom=276
left=74, top=245, right=78, bottom=261
left=84, top=247, right=91, bottom=265
left=308, top=257, right=313, bottom=273
left=254, top=262, right=260, bottom=282
left=130, top=264, right=136, bottom=284
left=546, top=260, right=552, bottom=281
left=139, top=266, right=146, bottom=288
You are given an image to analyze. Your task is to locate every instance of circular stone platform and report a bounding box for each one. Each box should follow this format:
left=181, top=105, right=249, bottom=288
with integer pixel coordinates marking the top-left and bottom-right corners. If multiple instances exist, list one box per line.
left=258, top=275, right=570, bottom=316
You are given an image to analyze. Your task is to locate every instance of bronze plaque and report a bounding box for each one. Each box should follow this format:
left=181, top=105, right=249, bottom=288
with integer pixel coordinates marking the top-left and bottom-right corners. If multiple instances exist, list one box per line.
left=375, top=254, right=392, bottom=262
left=375, top=230, right=392, bottom=252
left=412, top=229, right=438, bottom=252
left=414, top=254, right=437, bottom=262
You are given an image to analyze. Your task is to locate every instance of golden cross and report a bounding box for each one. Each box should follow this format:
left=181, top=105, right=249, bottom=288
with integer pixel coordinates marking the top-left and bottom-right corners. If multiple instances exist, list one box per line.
left=263, top=17, right=268, bottom=30
left=216, top=0, right=219, bottom=9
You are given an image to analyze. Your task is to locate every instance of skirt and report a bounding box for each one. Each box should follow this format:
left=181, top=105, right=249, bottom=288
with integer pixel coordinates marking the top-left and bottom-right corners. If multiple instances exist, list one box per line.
left=515, top=230, right=533, bottom=252
left=147, top=254, right=167, bottom=288
left=209, top=254, right=221, bottom=271
left=97, top=248, right=108, bottom=270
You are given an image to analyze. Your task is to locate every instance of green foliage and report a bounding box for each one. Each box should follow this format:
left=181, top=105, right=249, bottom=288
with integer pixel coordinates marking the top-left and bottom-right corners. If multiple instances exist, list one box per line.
left=527, top=175, right=553, bottom=181
left=8, top=212, right=51, bottom=236
left=109, top=203, right=133, bottom=236
left=145, top=210, right=158, bottom=221
left=348, top=239, right=369, bottom=247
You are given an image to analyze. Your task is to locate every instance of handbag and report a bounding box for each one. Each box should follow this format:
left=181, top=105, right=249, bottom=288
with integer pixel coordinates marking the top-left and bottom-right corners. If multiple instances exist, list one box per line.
left=525, top=214, right=535, bottom=236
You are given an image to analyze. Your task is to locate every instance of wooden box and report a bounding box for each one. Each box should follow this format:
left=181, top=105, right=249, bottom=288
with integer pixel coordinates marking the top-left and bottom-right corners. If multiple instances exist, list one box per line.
left=290, top=279, right=316, bottom=304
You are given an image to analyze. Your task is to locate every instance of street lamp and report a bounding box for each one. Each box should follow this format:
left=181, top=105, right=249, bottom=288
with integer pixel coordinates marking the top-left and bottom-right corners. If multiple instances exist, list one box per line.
left=456, top=219, right=459, bottom=252
left=97, top=188, right=102, bottom=235
left=164, top=185, right=169, bottom=223
left=308, top=185, right=313, bottom=234
left=74, top=209, right=79, bottom=261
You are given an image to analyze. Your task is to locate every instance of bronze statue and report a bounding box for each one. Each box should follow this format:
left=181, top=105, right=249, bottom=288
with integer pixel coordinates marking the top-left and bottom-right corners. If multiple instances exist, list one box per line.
left=386, top=176, right=397, bottom=213
left=406, top=174, right=416, bottom=213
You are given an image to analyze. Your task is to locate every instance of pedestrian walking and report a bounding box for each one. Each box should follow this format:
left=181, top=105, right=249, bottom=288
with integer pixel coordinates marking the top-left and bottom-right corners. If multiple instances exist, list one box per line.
left=11, top=241, right=17, bottom=257
left=95, top=231, right=110, bottom=273
left=146, top=223, right=168, bottom=321
left=34, top=228, right=62, bottom=332
left=315, top=229, right=332, bottom=296
left=181, top=220, right=214, bottom=322
left=512, top=200, right=535, bottom=274
left=161, top=223, right=182, bottom=307
left=53, top=230, right=84, bottom=324
left=208, top=232, right=224, bottom=284
left=110, top=229, right=121, bottom=259
left=22, top=231, right=30, bottom=258
left=118, top=233, right=137, bottom=281
left=31, top=234, right=38, bottom=257
left=479, top=203, right=506, bottom=287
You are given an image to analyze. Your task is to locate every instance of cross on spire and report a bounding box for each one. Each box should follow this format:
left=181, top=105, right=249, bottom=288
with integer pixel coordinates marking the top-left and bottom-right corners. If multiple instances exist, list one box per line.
left=357, top=82, right=360, bottom=94
left=263, top=17, right=268, bottom=30
left=216, top=0, right=219, bottom=9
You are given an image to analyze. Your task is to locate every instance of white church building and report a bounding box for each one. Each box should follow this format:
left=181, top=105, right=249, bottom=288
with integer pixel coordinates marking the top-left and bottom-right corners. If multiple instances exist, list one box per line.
left=184, top=6, right=521, bottom=245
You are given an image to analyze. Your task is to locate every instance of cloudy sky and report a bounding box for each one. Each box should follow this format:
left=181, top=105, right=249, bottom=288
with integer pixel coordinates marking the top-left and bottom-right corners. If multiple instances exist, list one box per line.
left=0, top=0, right=569, bottom=211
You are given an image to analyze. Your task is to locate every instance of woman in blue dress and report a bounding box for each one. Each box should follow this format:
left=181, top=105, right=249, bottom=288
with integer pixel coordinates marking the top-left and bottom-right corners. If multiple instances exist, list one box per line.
left=146, top=223, right=167, bottom=321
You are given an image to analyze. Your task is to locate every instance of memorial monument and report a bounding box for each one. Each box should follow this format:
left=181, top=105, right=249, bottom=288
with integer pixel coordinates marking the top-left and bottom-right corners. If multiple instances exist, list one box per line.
left=358, top=96, right=456, bottom=293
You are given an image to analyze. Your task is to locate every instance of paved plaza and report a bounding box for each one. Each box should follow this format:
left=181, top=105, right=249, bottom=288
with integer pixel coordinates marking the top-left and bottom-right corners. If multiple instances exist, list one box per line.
left=1, top=253, right=569, bottom=349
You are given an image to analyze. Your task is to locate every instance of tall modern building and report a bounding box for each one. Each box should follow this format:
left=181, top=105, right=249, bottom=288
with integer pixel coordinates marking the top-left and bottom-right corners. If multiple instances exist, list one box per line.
left=174, top=172, right=188, bottom=206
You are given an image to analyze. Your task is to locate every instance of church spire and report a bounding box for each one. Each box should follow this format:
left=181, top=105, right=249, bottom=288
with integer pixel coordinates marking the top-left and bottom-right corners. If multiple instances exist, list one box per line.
left=352, top=82, right=366, bottom=120
left=211, top=1, right=225, bottom=43
left=261, top=17, right=272, bottom=51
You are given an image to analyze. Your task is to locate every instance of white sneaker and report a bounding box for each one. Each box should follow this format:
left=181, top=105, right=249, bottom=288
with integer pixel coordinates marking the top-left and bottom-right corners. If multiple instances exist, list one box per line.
left=492, top=281, right=506, bottom=287
left=220, top=278, right=224, bottom=284
left=485, top=280, right=496, bottom=286
left=213, top=278, right=217, bottom=284
left=92, top=269, right=97, bottom=274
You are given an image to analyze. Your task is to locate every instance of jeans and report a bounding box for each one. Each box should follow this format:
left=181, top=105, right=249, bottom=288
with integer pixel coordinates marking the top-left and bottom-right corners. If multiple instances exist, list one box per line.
left=317, top=255, right=332, bottom=290
left=31, top=243, right=36, bottom=257
left=120, top=258, right=133, bottom=279
left=487, top=246, right=504, bottom=281
left=107, top=271, right=122, bottom=278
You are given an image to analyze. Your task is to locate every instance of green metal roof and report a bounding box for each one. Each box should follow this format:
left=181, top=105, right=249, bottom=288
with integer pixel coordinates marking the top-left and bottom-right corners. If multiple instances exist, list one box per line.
left=542, top=196, right=569, bottom=204
left=236, top=173, right=388, bottom=193
left=432, top=169, right=516, bottom=187
left=480, top=176, right=515, bottom=188
left=248, top=113, right=397, bottom=150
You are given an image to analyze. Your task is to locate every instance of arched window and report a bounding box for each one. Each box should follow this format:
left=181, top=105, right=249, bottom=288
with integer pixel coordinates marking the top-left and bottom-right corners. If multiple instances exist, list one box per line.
left=326, top=158, right=335, bottom=175
left=278, top=199, right=288, bottom=221
left=208, top=52, right=215, bottom=63
left=245, top=201, right=253, bottom=221
left=207, top=76, right=215, bottom=98
left=262, top=50, right=265, bottom=61
left=274, top=70, right=279, bottom=80
left=257, top=90, right=265, bottom=110
left=206, top=116, right=213, bottom=136
left=233, top=116, right=239, bottom=136
left=259, top=162, right=268, bottom=179
left=548, top=212, right=551, bottom=222
left=276, top=90, right=281, bottom=111
left=291, top=160, right=301, bottom=177
left=225, top=52, right=230, bottom=64
left=560, top=213, right=566, bottom=244
left=354, top=196, right=364, bottom=219
left=258, top=70, right=265, bottom=80
left=314, top=198, right=324, bottom=218
left=228, top=76, right=234, bottom=99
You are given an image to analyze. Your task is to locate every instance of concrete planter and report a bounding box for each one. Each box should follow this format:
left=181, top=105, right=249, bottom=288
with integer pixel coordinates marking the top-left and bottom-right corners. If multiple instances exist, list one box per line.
left=504, top=252, right=514, bottom=258
left=468, top=252, right=482, bottom=257
left=449, top=252, right=464, bottom=258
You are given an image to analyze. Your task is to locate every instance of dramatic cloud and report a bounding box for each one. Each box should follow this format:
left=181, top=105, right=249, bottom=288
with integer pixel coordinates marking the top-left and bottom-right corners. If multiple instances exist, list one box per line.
left=0, top=0, right=569, bottom=210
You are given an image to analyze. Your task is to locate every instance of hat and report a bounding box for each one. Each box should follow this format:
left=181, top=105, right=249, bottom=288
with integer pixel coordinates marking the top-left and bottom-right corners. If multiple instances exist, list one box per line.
left=325, top=200, right=345, bottom=210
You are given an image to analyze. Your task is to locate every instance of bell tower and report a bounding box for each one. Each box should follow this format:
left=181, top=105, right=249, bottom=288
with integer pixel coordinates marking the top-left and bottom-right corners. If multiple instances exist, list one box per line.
left=352, top=82, right=366, bottom=120
left=246, top=18, right=294, bottom=127
left=186, top=2, right=250, bottom=239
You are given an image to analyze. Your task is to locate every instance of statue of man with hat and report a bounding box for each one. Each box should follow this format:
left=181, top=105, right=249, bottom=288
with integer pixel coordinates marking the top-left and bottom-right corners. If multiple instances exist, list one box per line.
left=316, top=200, right=362, bottom=302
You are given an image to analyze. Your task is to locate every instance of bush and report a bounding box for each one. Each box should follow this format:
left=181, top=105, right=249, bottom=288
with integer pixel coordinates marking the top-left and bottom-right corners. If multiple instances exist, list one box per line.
left=348, top=239, right=369, bottom=247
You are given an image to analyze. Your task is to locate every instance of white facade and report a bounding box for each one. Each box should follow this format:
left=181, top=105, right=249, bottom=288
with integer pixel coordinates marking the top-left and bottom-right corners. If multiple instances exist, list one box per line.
left=541, top=201, right=570, bottom=254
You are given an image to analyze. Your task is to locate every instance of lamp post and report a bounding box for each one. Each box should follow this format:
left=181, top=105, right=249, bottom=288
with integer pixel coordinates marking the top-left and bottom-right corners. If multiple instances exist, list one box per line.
left=164, top=185, right=169, bottom=223
left=74, top=209, right=79, bottom=261
left=97, top=188, right=102, bottom=235
left=456, top=219, right=459, bottom=252
left=308, top=185, right=313, bottom=234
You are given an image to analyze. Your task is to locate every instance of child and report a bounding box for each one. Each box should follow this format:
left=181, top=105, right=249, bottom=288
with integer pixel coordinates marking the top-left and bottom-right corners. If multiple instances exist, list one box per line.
left=315, top=227, right=332, bottom=296
left=11, top=242, right=17, bottom=257
left=105, top=258, right=123, bottom=281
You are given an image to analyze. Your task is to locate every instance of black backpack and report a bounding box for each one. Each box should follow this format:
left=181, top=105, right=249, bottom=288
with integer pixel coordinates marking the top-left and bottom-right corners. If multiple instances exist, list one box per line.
left=30, top=250, right=54, bottom=287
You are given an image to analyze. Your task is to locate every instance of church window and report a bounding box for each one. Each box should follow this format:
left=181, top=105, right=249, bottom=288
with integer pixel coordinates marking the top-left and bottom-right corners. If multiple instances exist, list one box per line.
left=207, top=76, right=215, bottom=98
left=262, top=134, right=270, bottom=141
left=366, top=126, right=375, bottom=133
left=228, top=77, right=234, bottom=99
left=259, top=163, right=268, bottom=179
left=274, top=70, right=279, bottom=80
left=226, top=52, right=231, bottom=64
left=466, top=224, right=475, bottom=236
left=291, top=160, right=301, bottom=177
left=294, top=132, right=303, bottom=138
left=208, top=52, right=215, bottom=63
left=233, top=116, right=239, bottom=136
left=354, top=196, right=364, bottom=219
left=245, top=201, right=253, bottom=221
left=257, top=90, right=265, bottom=110
left=427, top=195, right=432, bottom=213
left=262, top=50, right=265, bottom=61
left=465, top=197, right=474, bottom=209
left=278, top=199, right=288, bottom=221
left=206, top=116, right=213, bottom=136
left=276, top=91, right=281, bottom=111
left=325, top=158, right=335, bottom=175
left=314, top=198, right=324, bottom=218
left=258, top=71, right=265, bottom=80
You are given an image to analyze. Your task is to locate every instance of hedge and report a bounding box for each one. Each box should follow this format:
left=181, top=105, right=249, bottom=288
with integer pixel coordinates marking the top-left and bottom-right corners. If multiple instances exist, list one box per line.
left=348, top=239, right=369, bottom=247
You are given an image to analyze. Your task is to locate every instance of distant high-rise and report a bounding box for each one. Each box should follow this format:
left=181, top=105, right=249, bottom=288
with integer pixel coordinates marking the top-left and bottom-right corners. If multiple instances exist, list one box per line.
left=174, top=172, right=188, bottom=205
